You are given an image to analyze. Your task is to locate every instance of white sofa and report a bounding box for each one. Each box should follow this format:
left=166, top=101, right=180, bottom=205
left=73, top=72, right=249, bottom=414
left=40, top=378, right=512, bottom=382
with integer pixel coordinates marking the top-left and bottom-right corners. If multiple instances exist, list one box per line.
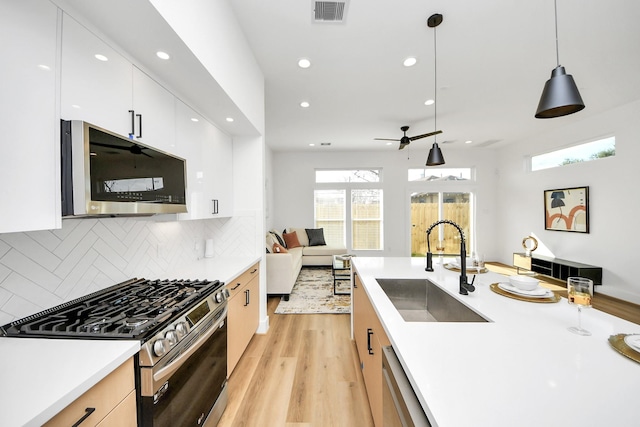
left=265, top=228, right=346, bottom=300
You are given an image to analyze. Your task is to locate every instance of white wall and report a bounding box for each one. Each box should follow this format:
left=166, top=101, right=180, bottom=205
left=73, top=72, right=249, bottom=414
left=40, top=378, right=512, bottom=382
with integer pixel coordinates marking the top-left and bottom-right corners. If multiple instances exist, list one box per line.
left=270, top=148, right=500, bottom=259
left=496, top=99, right=640, bottom=304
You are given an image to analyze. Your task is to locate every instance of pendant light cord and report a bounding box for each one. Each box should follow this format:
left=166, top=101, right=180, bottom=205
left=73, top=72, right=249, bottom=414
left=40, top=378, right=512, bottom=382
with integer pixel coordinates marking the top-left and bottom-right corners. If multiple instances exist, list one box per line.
left=554, top=0, right=560, bottom=66
left=433, top=24, right=438, bottom=143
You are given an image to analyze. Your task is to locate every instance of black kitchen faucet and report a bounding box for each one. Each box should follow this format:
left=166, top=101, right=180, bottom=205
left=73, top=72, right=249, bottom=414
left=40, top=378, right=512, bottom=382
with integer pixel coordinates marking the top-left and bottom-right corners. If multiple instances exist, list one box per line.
left=424, top=219, right=476, bottom=295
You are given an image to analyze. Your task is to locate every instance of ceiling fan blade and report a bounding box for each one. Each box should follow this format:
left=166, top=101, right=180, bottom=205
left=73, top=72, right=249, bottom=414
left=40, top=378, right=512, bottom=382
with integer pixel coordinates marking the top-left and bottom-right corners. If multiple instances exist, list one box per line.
left=408, top=130, right=443, bottom=141
left=374, top=138, right=400, bottom=142
left=398, top=142, right=409, bottom=150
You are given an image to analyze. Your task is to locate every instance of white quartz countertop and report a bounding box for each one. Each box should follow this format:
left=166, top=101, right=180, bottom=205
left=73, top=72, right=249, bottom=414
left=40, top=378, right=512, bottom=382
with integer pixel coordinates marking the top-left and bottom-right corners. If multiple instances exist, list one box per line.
left=352, top=257, right=640, bottom=427
left=0, top=338, right=139, bottom=427
left=164, top=255, right=261, bottom=285
left=0, top=255, right=260, bottom=427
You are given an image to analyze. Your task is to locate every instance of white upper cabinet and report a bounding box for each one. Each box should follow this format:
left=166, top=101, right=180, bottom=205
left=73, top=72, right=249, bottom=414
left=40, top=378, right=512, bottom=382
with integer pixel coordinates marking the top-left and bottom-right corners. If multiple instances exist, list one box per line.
left=176, top=100, right=233, bottom=220
left=0, top=1, right=61, bottom=233
left=203, top=124, right=234, bottom=218
left=61, top=16, right=175, bottom=152
left=176, top=100, right=206, bottom=220
left=60, top=14, right=132, bottom=137
left=132, top=67, right=176, bottom=152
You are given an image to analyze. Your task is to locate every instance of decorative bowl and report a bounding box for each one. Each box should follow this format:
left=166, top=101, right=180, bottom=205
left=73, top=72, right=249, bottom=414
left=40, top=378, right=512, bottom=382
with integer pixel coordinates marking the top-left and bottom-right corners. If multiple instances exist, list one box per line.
left=508, top=275, right=539, bottom=291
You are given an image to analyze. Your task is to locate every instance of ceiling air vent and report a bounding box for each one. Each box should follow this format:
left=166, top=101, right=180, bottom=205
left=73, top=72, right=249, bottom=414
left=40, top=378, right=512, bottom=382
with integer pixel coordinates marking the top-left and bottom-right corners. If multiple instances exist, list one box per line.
left=313, top=1, right=349, bottom=23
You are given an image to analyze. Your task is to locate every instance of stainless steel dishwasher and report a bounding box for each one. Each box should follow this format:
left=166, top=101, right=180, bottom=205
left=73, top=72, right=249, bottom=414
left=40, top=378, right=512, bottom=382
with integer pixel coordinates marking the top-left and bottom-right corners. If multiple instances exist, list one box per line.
left=381, top=346, right=432, bottom=427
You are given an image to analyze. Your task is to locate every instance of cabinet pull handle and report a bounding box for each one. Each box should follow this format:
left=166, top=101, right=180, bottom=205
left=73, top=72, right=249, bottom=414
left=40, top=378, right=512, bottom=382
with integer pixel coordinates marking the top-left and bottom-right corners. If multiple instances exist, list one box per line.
left=212, top=199, right=219, bottom=214
left=128, top=110, right=135, bottom=137
left=250, top=268, right=257, bottom=274
left=244, top=289, right=250, bottom=306
left=136, top=113, right=142, bottom=138
left=72, top=407, right=96, bottom=427
left=367, top=328, right=374, bottom=355
left=231, top=282, right=242, bottom=290
left=353, top=272, right=358, bottom=288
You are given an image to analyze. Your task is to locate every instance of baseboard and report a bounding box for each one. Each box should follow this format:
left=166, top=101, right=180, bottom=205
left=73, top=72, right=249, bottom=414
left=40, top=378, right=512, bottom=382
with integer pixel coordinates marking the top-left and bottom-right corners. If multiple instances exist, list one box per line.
left=257, top=315, right=269, bottom=334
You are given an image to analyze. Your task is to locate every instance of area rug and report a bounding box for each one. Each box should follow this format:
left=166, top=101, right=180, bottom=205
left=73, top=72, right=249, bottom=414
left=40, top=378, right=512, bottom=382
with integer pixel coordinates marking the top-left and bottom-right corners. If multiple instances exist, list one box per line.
left=274, top=267, right=351, bottom=314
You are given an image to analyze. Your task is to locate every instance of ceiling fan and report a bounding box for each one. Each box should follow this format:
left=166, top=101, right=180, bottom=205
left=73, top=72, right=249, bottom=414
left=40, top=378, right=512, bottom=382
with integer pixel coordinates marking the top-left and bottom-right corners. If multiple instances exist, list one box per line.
left=375, top=126, right=443, bottom=150
left=92, top=142, right=153, bottom=157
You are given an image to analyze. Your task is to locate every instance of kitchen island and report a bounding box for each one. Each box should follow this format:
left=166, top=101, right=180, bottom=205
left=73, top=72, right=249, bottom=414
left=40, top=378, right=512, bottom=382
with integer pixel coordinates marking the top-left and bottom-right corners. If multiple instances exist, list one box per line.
left=353, top=257, right=640, bottom=427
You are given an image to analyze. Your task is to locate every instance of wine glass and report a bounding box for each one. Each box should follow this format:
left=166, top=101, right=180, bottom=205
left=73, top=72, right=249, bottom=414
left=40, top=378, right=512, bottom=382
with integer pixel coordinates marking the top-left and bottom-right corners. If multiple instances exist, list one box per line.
left=472, top=253, right=485, bottom=273
left=567, top=277, right=593, bottom=336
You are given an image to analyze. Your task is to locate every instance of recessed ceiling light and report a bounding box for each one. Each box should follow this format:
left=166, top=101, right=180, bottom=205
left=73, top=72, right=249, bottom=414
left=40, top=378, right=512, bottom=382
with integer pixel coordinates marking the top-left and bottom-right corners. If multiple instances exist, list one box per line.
left=386, top=142, right=393, bottom=146
left=298, top=58, right=311, bottom=68
left=71, top=104, right=81, bottom=109
left=94, top=54, right=108, bottom=62
left=38, top=64, right=51, bottom=71
left=226, top=117, right=234, bottom=122
left=191, top=118, right=199, bottom=122
left=403, top=57, right=417, bottom=67
left=465, top=140, right=473, bottom=144
left=309, top=143, right=315, bottom=147
left=156, top=51, right=171, bottom=60
left=425, top=99, right=435, bottom=106
left=300, top=101, right=310, bottom=108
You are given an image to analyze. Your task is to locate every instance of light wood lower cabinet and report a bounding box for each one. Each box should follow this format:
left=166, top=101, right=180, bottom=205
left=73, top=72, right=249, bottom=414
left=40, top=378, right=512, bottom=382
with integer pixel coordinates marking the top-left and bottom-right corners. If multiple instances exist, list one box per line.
left=353, top=273, right=390, bottom=427
left=227, top=262, right=260, bottom=375
left=44, top=358, right=136, bottom=427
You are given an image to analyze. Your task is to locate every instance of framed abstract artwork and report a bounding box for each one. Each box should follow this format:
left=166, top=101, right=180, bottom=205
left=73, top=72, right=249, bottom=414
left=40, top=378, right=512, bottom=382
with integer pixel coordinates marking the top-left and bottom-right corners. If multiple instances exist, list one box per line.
left=544, top=186, right=589, bottom=233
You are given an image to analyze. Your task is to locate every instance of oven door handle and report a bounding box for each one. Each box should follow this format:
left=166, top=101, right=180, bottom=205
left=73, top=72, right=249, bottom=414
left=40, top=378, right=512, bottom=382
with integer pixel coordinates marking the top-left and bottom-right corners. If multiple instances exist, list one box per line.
left=153, top=313, right=226, bottom=385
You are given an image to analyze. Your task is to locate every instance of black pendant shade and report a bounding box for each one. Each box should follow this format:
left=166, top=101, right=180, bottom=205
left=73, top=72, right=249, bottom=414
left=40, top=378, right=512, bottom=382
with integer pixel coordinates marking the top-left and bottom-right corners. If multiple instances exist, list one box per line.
left=426, top=142, right=445, bottom=166
left=535, top=66, right=585, bottom=118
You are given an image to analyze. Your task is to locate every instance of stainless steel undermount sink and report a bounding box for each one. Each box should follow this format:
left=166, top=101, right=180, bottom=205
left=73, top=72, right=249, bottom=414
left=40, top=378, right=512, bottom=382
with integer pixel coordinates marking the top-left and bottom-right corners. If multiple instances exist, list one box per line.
left=375, top=278, right=489, bottom=323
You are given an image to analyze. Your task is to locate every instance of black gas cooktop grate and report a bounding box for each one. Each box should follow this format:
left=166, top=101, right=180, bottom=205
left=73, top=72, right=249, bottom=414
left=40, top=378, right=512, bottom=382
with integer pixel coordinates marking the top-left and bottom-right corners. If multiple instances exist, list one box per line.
left=0, top=278, right=221, bottom=340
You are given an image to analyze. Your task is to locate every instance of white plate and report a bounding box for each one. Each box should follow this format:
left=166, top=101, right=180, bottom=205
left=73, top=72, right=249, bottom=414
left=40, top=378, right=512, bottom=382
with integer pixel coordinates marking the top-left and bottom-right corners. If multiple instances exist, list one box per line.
left=497, top=282, right=554, bottom=298
left=624, top=334, right=640, bottom=352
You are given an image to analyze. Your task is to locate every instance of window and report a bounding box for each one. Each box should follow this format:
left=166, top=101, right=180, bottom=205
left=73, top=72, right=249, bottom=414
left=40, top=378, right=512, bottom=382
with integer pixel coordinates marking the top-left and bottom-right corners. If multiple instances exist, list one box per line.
left=314, top=189, right=346, bottom=245
left=410, top=191, right=471, bottom=256
left=351, top=189, right=383, bottom=250
left=314, top=170, right=384, bottom=251
left=531, top=137, right=615, bottom=171
left=315, top=169, right=380, bottom=183
left=408, top=168, right=472, bottom=182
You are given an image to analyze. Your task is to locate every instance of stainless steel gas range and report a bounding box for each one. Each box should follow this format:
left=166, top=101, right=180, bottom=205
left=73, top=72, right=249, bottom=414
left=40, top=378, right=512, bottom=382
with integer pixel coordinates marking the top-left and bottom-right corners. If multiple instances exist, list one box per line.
left=1, top=277, right=229, bottom=427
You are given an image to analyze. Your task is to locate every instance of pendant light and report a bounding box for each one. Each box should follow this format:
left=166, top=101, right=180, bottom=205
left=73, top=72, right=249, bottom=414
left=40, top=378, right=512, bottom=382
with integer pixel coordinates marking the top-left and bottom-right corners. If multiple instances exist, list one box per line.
left=426, top=13, right=445, bottom=166
left=535, top=0, right=585, bottom=119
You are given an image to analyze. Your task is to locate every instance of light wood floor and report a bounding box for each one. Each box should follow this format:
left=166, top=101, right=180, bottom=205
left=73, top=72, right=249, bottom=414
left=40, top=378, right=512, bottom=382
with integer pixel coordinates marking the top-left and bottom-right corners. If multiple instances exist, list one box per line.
left=218, top=297, right=374, bottom=427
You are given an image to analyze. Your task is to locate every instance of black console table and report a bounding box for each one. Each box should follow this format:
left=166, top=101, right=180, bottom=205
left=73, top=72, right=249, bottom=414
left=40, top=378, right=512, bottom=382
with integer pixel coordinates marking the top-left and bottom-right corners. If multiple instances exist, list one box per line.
left=513, top=253, right=602, bottom=286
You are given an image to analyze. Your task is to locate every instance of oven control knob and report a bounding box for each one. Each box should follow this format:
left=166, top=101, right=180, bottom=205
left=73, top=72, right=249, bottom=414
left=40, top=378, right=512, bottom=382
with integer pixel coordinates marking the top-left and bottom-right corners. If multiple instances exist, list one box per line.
left=215, top=291, right=225, bottom=303
left=175, top=322, right=188, bottom=339
left=165, top=330, right=178, bottom=347
left=223, top=289, right=230, bottom=299
left=153, top=339, right=167, bottom=357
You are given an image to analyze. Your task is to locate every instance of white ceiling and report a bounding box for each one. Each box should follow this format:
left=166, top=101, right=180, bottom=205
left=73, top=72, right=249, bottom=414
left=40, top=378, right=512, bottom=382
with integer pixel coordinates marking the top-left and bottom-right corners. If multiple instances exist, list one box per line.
left=231, top=0, right=640, bottom=153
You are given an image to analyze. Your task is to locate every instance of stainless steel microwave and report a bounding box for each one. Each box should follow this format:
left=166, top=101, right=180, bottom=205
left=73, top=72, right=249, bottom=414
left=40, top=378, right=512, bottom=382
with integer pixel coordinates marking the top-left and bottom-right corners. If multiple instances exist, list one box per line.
left=61, top=120, right=187, bottom=216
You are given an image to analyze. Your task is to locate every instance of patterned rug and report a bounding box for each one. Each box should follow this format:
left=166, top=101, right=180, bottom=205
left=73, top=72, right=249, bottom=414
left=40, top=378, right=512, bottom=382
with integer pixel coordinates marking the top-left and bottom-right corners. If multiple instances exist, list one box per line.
left=274, top=267, right=351, bottom=314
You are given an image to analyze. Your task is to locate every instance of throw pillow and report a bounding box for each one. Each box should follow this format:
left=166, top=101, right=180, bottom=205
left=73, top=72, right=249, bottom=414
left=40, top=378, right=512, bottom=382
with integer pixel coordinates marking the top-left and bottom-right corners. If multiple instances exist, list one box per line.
left=266, top=233, right=277, bottom=253
left=269, top=229, right=285, bottom=247
left=272, top=243, right=288, bottom=253
left=306, top=228, right=326, bottom=246
left=283, top=231, right=302, bottom=248
left=287, top=227, right=310, bottom=246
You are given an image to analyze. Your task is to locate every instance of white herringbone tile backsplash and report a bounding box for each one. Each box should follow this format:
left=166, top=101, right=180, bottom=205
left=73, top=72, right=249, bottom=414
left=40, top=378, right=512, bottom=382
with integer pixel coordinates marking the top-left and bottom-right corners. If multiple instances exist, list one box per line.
left=0, top=213, right=257, bottom=325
